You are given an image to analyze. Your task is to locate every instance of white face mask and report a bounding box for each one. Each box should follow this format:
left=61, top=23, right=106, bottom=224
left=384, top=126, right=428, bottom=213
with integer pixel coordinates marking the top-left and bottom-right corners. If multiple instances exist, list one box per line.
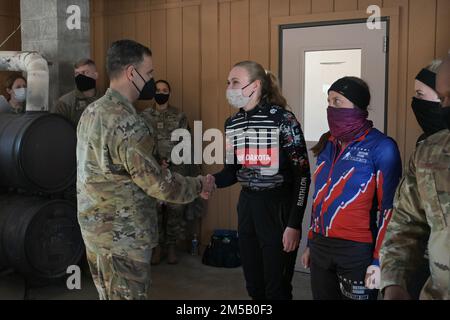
left=13, top=88, right=27, bottom=102
left=226, top=82, right=254, bottom=109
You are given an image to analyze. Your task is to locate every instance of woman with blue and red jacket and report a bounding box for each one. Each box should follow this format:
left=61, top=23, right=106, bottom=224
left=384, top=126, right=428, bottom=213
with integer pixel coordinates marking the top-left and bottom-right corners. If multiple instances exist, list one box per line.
left=300, top=76, right=402, bottom=300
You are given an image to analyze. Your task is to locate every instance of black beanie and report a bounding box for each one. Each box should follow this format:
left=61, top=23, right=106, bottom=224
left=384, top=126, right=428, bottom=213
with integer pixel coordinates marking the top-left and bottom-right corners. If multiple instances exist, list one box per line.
left=328, top=77, right=371, bottom=110
left=415, top=68, right=436, bottom=90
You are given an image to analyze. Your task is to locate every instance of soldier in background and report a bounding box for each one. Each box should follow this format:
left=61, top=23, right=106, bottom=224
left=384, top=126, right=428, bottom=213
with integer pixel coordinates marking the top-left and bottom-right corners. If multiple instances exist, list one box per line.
left=54, top=58, right=100, bottom=127
left=380, top=54, right=450, bottom=300
left=141, top=80, right=202, bottom=265
left=411, top=59, right=445, bottom=144
left=404, top=59, right=444, bottom=298
left=54, top=59, right=101, bottom=206
left=77, top=39, right=214, bottom=300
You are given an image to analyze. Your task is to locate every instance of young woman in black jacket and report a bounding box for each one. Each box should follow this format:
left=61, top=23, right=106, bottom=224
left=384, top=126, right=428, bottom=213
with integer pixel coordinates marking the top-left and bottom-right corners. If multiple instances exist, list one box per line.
left=212, top=60, right=311, bottom=300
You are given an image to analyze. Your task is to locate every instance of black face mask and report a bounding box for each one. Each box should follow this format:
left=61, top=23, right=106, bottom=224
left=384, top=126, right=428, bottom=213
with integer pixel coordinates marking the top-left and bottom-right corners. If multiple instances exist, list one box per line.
left=411, top=97, right=447, bottom=137
left=154, top=93, right=170, bottom=105
left=131, top=69, right=156, bottom=100
left=75, top=74, right=96, bottom=92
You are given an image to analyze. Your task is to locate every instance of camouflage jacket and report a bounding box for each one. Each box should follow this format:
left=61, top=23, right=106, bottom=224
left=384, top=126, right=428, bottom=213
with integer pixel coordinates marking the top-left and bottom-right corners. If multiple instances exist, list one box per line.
left=380, top=129, right=449, bottom=299
left=76, top=88, right=202, bottom=262
left=54, top=89, right=100, bottom=127
left=141, top=105, right=195, bottom=176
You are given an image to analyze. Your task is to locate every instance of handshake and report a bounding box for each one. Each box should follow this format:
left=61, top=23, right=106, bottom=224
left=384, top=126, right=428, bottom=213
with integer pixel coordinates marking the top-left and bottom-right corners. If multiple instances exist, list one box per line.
left=159, top=158, right=216, bottom=200
left=199, top=174, right=216, bottom=200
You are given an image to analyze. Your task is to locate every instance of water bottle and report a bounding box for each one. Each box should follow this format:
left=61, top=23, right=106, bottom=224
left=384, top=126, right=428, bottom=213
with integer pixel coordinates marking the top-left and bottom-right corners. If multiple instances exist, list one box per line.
left=191, top=234, right=199, bottom=256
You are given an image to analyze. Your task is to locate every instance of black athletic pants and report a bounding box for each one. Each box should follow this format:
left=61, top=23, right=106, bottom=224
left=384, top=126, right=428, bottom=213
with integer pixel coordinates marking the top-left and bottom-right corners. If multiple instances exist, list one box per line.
left=237, top=187, right=298, bottom=300
left=309, top=233, right=379, bottom=300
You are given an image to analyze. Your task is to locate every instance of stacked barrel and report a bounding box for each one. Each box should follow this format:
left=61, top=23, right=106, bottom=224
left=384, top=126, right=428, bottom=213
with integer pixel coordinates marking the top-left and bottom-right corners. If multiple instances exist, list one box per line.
left=0, top=112, right=84, bottom=279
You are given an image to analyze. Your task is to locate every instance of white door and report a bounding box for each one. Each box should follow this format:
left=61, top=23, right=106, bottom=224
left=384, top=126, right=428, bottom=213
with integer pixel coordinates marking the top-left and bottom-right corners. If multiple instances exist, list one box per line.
left=281, top=20, right=388, bottom=272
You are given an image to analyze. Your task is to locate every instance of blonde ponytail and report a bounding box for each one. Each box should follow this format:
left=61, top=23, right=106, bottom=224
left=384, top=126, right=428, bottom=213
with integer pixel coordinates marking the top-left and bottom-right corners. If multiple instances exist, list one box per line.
left=264, top=70, right=287, bottom=109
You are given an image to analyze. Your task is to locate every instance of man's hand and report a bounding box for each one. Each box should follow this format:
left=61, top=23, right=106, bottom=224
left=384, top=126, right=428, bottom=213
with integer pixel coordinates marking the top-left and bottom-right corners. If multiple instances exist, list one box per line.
left=383, top=285, right=411, bottom=300
left=200, top=174, right=216, bottom=199
left=364, top=265, right=380, bottom=289
left=282, top=227, right=300, bottom=252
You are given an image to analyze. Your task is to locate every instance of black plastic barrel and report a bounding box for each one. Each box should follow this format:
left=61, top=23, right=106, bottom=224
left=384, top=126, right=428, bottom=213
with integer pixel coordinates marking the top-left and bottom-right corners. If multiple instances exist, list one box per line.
left=0, top=195, right=84, bottom=279
left=0, top=112, right=76, bottom=193
left=0, top=203, right=9, bottom=271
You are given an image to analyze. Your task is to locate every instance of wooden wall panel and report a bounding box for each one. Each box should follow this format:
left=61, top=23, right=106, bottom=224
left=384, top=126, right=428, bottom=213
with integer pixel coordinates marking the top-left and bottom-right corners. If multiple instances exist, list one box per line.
left=218, top=2, right=232, bottom=132
left=311, top=0, right=334, bottom=13
left=91, top=0, right=103, bottom=14
left=217, top=1, right=232, bottom=231
left=334, top=0, right=358, bottom=11
left=106, top=14, right=124, bottom=44
left=182, top=5, right=201, bottom=125
left=383, top=0, right=409, bottom=160
left=230, top=0, right=249, bottom=65
left=0, top=1, right=20, bottom=18
left=289, top=0, right=312, bottom=15
left=135, top=0, right=151, bottom=11
left=166, top=7, right=183, bottom=110
left=150, top=9, right=167, bottom=81
left=133, top=9, right=151, bottom=112
left=435, top=0, right=450, bottom=59
left=122, top=13, right=137, bottom=40
left=134, top=12, right=151, bottom=46
left=249, top=0, right=269, bottom=68
left=358, top=0, right=383, bottom=10
left=0, top=1, right=21, bottom=99
left=200, top=0, right=222, bottom=240
left=151, top=0, right=167, bottom=5
left=0, top=14, right=20, bottom=50
left=270, top=0, right=290, bottom=17
left=200, top=1, right=218, bottom=134
left=405, top=0, right=437, bottom=160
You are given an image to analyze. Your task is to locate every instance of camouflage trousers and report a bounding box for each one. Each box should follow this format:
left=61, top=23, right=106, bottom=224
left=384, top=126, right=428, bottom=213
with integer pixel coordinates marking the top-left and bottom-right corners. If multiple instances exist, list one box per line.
left=157, top=202, right=186, bottom=245
left=86, top=248, right=152, bottom=300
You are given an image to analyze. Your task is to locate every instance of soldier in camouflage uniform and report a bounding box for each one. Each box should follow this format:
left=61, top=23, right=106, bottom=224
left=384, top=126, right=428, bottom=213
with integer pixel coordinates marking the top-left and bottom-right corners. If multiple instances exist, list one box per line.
left=77, top=40, right=213, bottom=300
left=380, top=55, right=450, bottom=300
left=54, top=58, right=101, bottom=127
left=140, top=80, right=197, bottom=265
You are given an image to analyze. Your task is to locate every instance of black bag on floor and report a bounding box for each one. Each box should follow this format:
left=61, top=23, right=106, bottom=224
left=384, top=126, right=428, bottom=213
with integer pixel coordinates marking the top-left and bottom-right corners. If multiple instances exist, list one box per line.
left=202, top=229, right=241, bottom=268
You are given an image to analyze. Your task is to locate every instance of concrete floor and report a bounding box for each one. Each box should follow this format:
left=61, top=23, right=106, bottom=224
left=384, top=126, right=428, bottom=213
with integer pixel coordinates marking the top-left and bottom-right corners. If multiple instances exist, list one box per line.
left=0, top=251, right=312, bottom=300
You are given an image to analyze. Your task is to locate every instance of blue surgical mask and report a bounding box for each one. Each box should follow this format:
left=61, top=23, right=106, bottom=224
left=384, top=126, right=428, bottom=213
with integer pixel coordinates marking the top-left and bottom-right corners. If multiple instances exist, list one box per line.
left=13, top=88, right=27, bottom=102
